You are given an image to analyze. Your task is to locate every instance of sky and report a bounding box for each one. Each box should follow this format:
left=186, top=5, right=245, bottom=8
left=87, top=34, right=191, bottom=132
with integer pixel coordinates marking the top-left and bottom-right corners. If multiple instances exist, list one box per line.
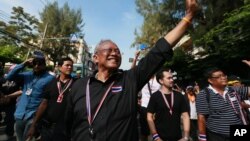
left=0, top=0, right=143, bottom=69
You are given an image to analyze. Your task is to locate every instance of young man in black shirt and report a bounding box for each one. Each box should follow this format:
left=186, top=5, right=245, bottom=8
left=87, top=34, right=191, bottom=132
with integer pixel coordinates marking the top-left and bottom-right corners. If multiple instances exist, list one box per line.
left=27, top=57, right=75, bottom=141
left=147, top=68, right=190, bottom=141
left=65, top=0, right=198, bottom=140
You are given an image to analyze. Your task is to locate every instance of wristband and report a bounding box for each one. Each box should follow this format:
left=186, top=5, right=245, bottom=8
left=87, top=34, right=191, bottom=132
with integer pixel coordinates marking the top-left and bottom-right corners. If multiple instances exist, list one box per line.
left=182, top=17, right=191, bottom=24
left=198, top=134, right=206, bottom=141
left=152, top=133, right=160, bottom=141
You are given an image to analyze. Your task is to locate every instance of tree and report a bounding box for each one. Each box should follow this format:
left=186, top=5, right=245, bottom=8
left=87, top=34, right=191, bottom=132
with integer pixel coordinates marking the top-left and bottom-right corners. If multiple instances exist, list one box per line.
left=0, top=45, right=23, bottom=65
left=8, top=6, right=39, bottom=42
left=39, top=1, right=84, bottom=66
left=134, top=0, right=246, bottom=48
left=0, top=6, right=39, bottom=64
left=191, top=0, right=245, bottom=40
left=133, top=0, right=184, bottom=48
left=194, top=3, right=250, bottom=78
left=134, top=0, right=249, bottom=85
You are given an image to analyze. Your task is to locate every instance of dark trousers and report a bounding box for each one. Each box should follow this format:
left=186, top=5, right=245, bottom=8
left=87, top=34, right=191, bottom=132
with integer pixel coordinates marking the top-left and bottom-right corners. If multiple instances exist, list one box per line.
left=139, top=107, right=150, bottom=136
left=2, top=103, right=15, bottom=136
left=207, top=129, right=230, bottom=141
left=190, top=119, right=198, bottom=141
left=40, top=119, right=69, bottom=141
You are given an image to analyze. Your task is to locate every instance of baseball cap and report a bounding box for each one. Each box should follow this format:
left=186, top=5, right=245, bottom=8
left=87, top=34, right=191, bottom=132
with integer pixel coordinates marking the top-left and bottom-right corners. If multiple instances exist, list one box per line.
left=32, top=51, right=46, bottom=65
left=33, top=51, right=45, bottom=60
left=228, top=75, right=241, bottom=85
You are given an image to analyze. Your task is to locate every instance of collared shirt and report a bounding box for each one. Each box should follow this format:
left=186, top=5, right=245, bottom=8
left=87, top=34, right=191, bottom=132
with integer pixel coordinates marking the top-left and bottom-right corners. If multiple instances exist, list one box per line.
left=65, top=38, right=173, bottom=141
left=189, top=101, right=197, bottom=120
left=196, top=85, right=248, bottom=136
left=6, top=64, right=54, bottom=120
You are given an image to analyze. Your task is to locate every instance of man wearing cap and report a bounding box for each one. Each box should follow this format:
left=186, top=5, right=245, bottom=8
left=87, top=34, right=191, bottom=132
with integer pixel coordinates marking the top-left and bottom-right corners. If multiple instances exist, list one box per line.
left=6, top=51, right=54, bottom=141
left=228, top=75, right=242, bottom=86
left=27, top=57, right=76, bottom=141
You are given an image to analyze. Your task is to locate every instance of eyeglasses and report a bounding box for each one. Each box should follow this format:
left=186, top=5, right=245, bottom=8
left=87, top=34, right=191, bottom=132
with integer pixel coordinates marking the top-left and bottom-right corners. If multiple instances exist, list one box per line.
left=96, top=48, right=120, bottom=54
left=210, top=74, right=227, bottom=79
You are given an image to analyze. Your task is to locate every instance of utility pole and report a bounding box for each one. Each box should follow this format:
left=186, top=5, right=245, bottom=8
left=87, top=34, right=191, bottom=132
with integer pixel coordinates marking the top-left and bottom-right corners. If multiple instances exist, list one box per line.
left=40, top=23, right=48, bottom=49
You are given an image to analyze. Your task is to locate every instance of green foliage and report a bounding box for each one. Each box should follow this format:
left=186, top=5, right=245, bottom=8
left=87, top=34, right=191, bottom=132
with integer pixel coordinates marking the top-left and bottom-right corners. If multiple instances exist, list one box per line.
left=9, top=6, right=39, bottom=43
left=196, top=4, right=250, bottom=59
left=133, top=0, right=183, bottom=48
left=0, top=45, right=23, bottom=63
left=0, top=6, right=39, bottom=64
left=134, top=0, right=246, bottom=49
left=190, top=4, right=250, bottom=82
left=134, top=0, right=249, bottom=84
left=39, top=1, right=84, bottom=65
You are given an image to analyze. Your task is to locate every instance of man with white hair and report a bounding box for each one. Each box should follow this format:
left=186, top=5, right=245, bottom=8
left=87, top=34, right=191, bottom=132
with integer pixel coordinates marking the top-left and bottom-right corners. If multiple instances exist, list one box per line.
left=65, top=1, right=198, bottom=140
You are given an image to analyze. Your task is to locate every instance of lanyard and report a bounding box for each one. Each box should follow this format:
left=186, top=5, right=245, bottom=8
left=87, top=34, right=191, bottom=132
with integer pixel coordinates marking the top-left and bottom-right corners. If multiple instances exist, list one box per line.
left=226, top=93, right=238, bottom=114
left=86, top=79, right=115, bottom=125
left=160, top=91, right=174, bottom=115
left=57, top=79, right=73, bottom=95
left=56, top=79, right=73, bottom=103
left=227, top=92, right=247, bottom=125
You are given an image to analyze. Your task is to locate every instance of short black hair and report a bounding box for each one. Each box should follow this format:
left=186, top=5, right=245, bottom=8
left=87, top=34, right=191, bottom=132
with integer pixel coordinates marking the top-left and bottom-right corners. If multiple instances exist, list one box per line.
left=156, top=68, right=171, bottom=84
left=204, top=67, right=222, bottom=79
left=58, top=57, right=74, bottom=66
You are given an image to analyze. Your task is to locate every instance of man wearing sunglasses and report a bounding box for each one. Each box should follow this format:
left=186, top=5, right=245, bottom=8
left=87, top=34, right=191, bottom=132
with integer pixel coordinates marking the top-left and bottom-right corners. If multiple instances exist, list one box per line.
left=6, top=51, right=54, bottom=141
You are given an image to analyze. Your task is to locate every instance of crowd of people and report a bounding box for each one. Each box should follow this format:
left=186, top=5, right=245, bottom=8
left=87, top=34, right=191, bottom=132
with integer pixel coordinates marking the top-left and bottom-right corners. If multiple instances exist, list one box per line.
left=1, top=0, right=250, bottom=141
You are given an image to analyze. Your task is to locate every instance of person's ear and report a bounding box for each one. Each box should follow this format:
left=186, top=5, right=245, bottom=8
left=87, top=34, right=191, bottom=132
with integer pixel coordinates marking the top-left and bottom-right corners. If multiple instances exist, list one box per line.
left=159, top=79, right=163, bottom=85
left=93, top=54, right=98, bottom=65
left=208, top=78, right=213, bottom=84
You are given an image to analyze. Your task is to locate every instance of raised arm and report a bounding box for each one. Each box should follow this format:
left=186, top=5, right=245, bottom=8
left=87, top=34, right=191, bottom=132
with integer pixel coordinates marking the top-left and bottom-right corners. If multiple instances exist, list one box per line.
left=131, top=50, right=140, bottom=69
left=164, top=0, right=198, bottom=46
left=6, top=58, right=34, bottom=81
left=132, top=0, right=199, bottom=91
left=242, top=60, right=250, bottom=67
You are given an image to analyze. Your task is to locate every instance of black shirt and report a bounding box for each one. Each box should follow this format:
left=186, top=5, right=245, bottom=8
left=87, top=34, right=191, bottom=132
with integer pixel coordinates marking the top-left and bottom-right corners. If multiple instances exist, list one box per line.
left=65, top=38, right=173, bottom=141
left=43, top=77, right=76, bottom=123
left=147, top=91, right=189, bottom=141
left=0, top=78, right=21, bottom=104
